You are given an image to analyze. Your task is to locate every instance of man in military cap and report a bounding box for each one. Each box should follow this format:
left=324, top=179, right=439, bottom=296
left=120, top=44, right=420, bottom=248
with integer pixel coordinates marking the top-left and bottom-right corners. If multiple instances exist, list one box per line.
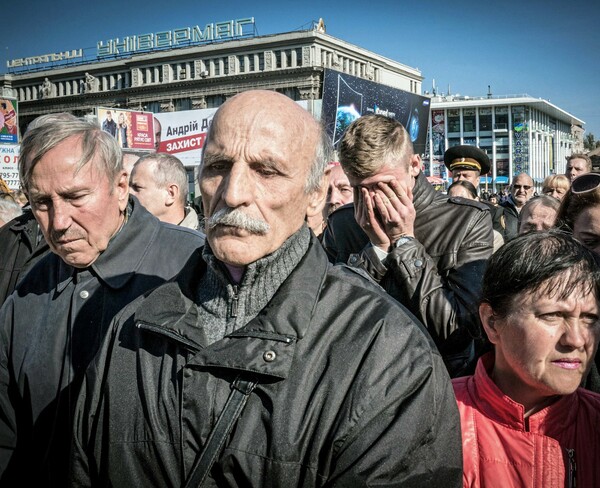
left=444, top=145, right=490, bottom=195
left=445, top=145, right=501, bottom=228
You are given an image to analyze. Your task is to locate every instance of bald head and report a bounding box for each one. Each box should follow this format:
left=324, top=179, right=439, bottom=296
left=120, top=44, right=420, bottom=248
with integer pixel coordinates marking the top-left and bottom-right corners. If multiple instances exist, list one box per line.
left=199, top=90, right=333, bottom=266
left=206, top=90, right=329, bottom=193
left=511, top=173, right=534, bottom=208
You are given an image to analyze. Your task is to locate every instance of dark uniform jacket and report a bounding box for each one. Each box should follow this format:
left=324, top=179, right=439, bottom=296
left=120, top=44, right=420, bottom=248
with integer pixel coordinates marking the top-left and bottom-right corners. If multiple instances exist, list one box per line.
left=0, top=208, right=50, bottom=305
left=493, top=196, right=519, bottom=242
left=323, top=172, right=493, bottom=376
left=0, top=196, right=204, bottom=487
left=71, top=235, right=463, bottom=487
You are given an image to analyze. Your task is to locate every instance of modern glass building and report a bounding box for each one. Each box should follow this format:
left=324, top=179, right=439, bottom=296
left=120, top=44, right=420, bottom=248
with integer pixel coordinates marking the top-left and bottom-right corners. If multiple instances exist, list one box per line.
left=424, top=94, right=585, bottom=192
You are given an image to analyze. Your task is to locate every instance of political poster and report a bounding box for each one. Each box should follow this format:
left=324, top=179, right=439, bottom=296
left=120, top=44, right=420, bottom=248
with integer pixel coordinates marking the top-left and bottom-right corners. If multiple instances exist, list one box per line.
left=154, top=108, right=217, bottom=167
left=321, top=69, right=430, bottom=155
left=0, top=98, right=19, bottom=145
left=0, top=145, right=20, bottom=190
left=97, top=107, right=155, bottom=150
left=154, top=101, right=311, bottom=167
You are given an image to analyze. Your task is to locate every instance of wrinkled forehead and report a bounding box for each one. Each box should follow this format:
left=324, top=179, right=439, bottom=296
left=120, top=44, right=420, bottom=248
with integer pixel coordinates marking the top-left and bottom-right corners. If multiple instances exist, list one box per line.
left=207, top=97, right=318, bottom=155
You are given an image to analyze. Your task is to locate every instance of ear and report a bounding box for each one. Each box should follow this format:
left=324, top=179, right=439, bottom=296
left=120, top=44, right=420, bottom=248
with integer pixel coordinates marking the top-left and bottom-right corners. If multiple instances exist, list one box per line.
left=165, top=183, right=178, bottom=206
left=408, top=153, right=422, bottom=178
left=115, top=170, right=129, bottom=212
left=480, top=302, right=500, bottom=345
left=306, top=174, right=328, bottom=219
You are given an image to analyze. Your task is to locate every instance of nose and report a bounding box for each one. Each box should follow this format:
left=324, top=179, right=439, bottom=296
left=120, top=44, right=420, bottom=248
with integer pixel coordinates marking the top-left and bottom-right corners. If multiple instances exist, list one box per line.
left=49, top=199, right=72, bottom=233
left=328, top=186, right=343, bottom=206
left=560, top=322, right=587, bottom=350
left=220, top=163, right=253, bottom=208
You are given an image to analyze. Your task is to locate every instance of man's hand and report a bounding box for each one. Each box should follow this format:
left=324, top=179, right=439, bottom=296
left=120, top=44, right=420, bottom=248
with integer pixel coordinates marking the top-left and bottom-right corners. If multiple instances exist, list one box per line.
left=354, top=179, right=416, bottom=252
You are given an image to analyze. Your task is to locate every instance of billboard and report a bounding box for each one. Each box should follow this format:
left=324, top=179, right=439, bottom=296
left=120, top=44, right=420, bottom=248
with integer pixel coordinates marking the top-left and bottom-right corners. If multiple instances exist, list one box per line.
left=97, top=107, right=155, bottom=151
left=154, top=101, right=310, bottom=167
left=0, top=145, right=20, bottom=190
left=321, top=69, right=430, bottom=155
left=0, top=99, right=19, bottom=145
left=154, top=108, right=218, bottom=166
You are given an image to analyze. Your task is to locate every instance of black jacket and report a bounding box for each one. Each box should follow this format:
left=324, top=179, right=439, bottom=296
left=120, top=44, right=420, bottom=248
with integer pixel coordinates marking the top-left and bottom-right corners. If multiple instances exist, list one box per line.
left=72, top=235, right=462, bottom=487
left=0, top=197, right=204, bottom=487
left=0, top=208, right=50, bottom=305
left=323, top=172, right=493, bottom=376
left=493, top=196, right=519, bottom=242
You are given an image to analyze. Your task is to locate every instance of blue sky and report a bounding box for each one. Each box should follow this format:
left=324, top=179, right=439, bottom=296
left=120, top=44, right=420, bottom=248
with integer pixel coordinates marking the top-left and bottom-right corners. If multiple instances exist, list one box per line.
left=2, top=0, right=599, bottom=137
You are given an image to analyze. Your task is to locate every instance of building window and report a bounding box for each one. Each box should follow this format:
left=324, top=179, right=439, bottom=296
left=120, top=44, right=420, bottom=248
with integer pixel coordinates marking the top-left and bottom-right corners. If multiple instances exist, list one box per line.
left=447, top=110, right=460, bottom=133
left=463, top=108, right=476, bottom=132
left=495, top=107, right=508, bottom=131
left=479, top=108, right=492, bottom=131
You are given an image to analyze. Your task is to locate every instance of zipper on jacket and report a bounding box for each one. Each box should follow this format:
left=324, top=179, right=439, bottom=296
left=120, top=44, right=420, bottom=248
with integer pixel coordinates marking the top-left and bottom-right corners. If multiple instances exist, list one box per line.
left=566, top=448, right=576, bottom=488
left=231, top=285, right=239, bottom=318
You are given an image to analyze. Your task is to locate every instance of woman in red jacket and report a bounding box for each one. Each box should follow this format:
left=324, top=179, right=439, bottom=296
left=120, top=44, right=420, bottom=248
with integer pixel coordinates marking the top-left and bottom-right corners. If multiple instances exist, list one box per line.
left=453, top=230, right=600, bottom=487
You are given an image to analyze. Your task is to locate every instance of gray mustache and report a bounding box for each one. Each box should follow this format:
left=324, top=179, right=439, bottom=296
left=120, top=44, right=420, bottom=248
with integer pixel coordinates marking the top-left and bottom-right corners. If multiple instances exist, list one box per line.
left=206, top=207, right=270, bottom=235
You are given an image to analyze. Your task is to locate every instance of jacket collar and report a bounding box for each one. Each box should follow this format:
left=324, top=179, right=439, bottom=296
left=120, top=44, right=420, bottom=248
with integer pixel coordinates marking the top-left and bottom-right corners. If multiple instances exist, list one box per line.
left=412, top=171, right=439, bottom=211
left=55, top=196, right=162, bottom=292
left=134, top=233, right=330, bottom=380
left=471, top=352, right=579, bottom=434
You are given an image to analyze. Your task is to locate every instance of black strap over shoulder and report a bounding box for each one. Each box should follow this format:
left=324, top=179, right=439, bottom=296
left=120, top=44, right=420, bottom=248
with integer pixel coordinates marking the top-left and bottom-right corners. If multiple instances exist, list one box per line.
left=184, top=376, right=257, bottom=488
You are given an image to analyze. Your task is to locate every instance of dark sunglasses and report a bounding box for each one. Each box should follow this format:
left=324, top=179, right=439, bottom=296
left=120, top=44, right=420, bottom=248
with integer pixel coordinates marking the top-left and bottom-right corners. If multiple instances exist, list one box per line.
left=571, top=172, right=600, bottom=194
left=513, top=185, right=532, bottom=190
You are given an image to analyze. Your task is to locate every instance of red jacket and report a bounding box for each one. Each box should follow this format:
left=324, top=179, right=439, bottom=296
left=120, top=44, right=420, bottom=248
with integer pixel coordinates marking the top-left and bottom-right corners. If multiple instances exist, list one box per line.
left=453, top=353, right=600, bottom=488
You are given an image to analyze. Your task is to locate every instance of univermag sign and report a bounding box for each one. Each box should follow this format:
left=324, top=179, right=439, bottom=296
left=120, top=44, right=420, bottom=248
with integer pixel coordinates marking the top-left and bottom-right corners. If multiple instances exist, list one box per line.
left=6, top=17, right=255, bottom=69
left=97, top=18, right=255, bottom=57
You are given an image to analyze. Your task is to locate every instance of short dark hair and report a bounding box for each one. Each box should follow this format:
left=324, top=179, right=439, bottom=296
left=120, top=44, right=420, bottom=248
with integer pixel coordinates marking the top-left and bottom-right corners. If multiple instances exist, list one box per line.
left=481, top=230, right=600, bottom=319
left=448, top=180, right=478, bottom=199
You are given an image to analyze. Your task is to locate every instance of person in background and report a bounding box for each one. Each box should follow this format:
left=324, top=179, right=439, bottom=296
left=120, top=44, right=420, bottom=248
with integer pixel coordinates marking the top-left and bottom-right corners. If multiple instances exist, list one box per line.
left=542, top=174, right=570, bottom=201
left=444, top=145, right=490, bottom=193
left=565, top=153, right=592, bottom=182
left=0, top=116, right=204, bottom=486
left=101, top=110, right=117, bottom=137
left=71, top=90, right=462, bottom=487
left=555, top=171, right=600, bottom=393
left=117, top=112, right=128, bottom=148
left=448, top=180, right=504, bottom=252
left=453, top=230, right=600, bottom=487
left=556, top=172, right=600, bottom=256
left=153, top=116, right=162, bottom=152
left=121, top=149, right=146, bottom=178
left=494, top=173, right=535, bottom=241
left=129, top=153, right=200, bottom=230
left=447, top=180, right=478, bottom=200
left=0, top=199, right=22, bottom=227
left=325, top=161, right=354, bottom=215
left=518, top=195, right=560, bottom=234
left=324, top=114, right=493, bottom=377
left=308, top=162, right=355, bottom=239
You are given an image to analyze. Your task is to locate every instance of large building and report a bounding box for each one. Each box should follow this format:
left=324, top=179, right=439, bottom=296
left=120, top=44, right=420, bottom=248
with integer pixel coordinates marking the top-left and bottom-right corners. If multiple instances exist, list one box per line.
left=0, top=18, right=423, bottom=134
left=425, top=93, right=584, bottom=191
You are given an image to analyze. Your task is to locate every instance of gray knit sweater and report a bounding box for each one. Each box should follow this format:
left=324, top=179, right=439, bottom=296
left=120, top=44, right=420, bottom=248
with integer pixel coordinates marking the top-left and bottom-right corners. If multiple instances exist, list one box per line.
left=198, top=225, right=311, bottom=345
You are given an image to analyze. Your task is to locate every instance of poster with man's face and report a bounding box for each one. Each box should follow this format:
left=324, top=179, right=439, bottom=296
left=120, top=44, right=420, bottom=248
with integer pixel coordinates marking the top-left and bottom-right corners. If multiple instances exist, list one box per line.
left=97, top=107, right=155, bottom=150
left=0, top=99, right=19, bottom=144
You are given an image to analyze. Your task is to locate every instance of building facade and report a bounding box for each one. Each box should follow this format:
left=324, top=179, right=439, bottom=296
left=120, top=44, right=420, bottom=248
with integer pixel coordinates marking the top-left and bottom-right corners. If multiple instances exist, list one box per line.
left=425, top=94, right=584, bottom=192
left=0, top=20, right=423, bottom=135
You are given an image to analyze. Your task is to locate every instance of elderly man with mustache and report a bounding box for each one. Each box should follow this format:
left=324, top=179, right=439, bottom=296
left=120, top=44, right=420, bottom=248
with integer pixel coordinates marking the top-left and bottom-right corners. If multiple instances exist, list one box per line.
left=71, top=91, right=462, bottom=487
left=0, top=116, right=204, bottom=487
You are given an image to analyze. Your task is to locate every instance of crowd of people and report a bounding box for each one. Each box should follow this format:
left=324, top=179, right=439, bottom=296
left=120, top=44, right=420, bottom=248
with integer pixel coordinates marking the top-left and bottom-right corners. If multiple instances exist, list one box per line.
left=0, top=90, right=599, bottom=487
